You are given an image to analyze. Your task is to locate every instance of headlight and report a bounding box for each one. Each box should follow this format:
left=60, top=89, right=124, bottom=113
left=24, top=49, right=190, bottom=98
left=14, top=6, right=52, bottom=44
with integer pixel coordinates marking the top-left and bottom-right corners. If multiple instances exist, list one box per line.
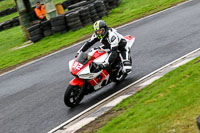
left=79, top=73, right=94, bottom=79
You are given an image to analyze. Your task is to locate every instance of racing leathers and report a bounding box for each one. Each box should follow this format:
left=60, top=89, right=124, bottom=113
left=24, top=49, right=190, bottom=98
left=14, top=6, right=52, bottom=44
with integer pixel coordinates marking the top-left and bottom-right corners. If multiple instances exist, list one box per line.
left=77, top=28, right=132, bottom=74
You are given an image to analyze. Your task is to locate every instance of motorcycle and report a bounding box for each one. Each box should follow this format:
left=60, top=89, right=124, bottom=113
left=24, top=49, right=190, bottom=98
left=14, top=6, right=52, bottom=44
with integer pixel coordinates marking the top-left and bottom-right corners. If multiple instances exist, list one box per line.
left=64, top=35, right=135, bottom=107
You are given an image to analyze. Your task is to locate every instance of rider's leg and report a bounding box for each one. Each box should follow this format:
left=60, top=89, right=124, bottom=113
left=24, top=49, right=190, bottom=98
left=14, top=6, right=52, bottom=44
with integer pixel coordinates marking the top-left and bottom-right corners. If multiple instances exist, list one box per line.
left=119, top=50, right=132, bottom=74
left=118, top=39, right=132, bottom=74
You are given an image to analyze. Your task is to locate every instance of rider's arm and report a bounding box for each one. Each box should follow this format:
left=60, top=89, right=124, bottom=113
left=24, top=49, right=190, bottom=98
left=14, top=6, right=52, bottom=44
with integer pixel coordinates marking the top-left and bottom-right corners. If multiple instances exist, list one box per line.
left=77, top=34, right=99, bottom=53
left=107, top=46, right=118, bottom=65
left=104, top=32, right=120, bottom=65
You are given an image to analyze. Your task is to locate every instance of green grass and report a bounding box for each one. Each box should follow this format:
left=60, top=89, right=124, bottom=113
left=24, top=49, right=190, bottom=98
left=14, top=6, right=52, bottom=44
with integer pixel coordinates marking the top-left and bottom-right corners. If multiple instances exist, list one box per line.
left=53, top=0, right=66, bottom=4
left=0, top=0, right=15, bottom=11
left=0, top=0, right=186, bottom=71
left=0, top=12, right=18, bottom=23
left=97, top=57, right=200, bottom=133
left=0, top=0, right=67, bottom=11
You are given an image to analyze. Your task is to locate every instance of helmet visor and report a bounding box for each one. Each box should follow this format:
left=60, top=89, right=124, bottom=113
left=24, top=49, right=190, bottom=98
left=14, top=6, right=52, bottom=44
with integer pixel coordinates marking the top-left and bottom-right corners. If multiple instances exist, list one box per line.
left=95, top=28, right=105, bottom=35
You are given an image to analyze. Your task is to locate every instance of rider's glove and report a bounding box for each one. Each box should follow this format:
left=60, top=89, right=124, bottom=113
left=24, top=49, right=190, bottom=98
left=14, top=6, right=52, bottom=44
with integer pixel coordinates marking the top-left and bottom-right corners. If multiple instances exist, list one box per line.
left=98, top=45, right=104, bottom=50
left=98, top=62, right=109, bottom=69
left=98, top=64, right=105, bottom=69
left=75, top=51, right=80, bottom=58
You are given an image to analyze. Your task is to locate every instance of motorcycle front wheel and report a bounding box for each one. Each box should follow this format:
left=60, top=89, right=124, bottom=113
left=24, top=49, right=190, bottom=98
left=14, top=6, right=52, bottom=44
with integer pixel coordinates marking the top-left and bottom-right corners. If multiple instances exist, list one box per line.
left=64, top=85, right=84, bottom=107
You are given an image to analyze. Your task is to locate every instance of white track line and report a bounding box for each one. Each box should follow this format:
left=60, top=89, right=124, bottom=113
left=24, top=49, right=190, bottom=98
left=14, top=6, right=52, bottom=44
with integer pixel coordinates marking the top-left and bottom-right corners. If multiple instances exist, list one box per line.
left=103, top=95, right=130, bottom=107
left=139, top=76, right=162, bottom=86
left=0, top=0, right=192, bottom=77
left=48, top=47, right=200, bottom=133
left=172, top=58, right=194, bottom=68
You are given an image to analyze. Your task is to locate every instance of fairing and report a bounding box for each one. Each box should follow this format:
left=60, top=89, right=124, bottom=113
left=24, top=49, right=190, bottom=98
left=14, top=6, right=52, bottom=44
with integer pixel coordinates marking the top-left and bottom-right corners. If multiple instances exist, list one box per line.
left=125, top=35, right=135, bottom=49
left=69, top=77, right=84, bottom=87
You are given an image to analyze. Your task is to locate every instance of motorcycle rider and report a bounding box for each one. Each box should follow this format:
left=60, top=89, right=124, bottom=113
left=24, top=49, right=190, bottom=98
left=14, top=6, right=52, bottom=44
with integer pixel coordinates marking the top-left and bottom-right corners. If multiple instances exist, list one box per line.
left=77, top=20, right=132, bottom=80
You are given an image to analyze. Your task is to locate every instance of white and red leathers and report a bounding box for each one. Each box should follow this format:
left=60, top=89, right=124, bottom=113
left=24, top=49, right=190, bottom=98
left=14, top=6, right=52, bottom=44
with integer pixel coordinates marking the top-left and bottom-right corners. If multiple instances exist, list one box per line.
left=77, top=28, right=132, bottom=74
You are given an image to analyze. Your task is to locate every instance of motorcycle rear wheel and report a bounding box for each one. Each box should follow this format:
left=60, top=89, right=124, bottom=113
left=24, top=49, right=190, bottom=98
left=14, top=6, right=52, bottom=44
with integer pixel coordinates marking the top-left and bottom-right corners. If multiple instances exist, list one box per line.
left=64, top=85, right=84, bottom=107
left=112, top=56, right=132, bottom=82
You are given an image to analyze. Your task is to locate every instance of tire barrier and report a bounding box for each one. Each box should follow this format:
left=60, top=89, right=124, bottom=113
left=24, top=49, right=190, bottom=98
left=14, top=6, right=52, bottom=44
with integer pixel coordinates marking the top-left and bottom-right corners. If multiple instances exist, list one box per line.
left=0, top=16, right=20, bottom=31
left=24, top=0, right=122, bottom=43
left=27, top=23, right=43, bottom=43
left=78, top=6, right=93, bottom=26
left=108, top=0, right=121, bottom=9
left=50, top=14, right=68, bottom=34
left=0, top=6, right=17, bottom=18
left=62, top=0, right=72, bottom=9
left=62, top=0, right=94, bottom=10
left=86, top=3, right=99, bottom=23
left=41, top=20, right=53, bottom=37
left=65, top=11, right=83, bottom=31
left=68, top=1, right=88, bottom=10
left=94, top=1, right=108, bottom=18
left=11, top=17, right=20, bottom=26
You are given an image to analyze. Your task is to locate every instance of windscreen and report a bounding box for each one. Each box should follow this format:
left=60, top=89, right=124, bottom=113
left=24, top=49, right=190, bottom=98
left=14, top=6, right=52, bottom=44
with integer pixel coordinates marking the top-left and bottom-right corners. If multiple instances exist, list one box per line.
left=76, top=52, right=89, bottom=65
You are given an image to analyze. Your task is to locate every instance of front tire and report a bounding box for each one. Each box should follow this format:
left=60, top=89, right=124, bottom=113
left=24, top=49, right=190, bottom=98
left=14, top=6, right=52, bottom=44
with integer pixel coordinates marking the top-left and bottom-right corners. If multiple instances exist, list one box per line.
left=64, top=85, right=84, bottom=107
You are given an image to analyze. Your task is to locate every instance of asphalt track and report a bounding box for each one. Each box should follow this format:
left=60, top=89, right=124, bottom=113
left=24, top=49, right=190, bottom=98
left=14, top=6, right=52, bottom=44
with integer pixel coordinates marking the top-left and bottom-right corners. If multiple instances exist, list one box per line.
left=0, top=0, right=200, bottom=132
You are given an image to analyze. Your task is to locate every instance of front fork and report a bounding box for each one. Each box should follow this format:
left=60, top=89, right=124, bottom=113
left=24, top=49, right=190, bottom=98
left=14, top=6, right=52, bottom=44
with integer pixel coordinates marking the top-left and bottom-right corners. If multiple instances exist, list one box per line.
left=69, top=77, right=93, bottom=95
left=69, top=77, right=88, bottom=97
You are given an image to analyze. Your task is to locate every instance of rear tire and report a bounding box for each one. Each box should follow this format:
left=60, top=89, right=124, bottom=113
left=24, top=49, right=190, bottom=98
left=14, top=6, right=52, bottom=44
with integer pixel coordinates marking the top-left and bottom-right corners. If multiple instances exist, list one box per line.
left=64, top=85, right=84, bottom=107
left=112, top=56, right=132, bottom=82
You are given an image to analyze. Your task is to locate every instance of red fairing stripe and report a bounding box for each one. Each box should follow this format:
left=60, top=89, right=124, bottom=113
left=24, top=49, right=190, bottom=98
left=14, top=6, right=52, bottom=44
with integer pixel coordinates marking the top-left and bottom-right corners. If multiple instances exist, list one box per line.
left=69, top=77, right=84, bottom=87
left=92, top=50, right=106, bottom=59
left=88, top=70, right=109, bottom=86
left=102, top=70, right=108, bottom=76
left=124, top=35, right=134, bottom=41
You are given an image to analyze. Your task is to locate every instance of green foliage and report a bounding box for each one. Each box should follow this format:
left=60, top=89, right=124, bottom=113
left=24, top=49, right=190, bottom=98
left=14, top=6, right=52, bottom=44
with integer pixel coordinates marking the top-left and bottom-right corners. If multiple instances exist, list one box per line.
left=0, top=12, right=18, bottom=23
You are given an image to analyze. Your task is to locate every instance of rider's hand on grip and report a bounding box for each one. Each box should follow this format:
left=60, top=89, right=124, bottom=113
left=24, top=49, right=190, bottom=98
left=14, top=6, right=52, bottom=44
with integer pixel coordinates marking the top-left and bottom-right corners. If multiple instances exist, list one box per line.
left=98, top=64, right=104, bottom=69
left=75, top=53, right=79, bottom=58
left=98, top=62, right=108, bottom=70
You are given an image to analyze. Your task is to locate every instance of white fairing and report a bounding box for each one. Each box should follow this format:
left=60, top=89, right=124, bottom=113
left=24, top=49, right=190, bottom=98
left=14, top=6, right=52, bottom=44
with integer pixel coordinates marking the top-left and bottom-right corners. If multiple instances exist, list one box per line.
left=69, top=59, right=75, bottom=72
left=78, top=67, right=102, bottom=79
left=93, top=52, right=109, bottom=64
left=88, top=48, right=109, bottom=65
left=126, top=36, right=135, bottom=49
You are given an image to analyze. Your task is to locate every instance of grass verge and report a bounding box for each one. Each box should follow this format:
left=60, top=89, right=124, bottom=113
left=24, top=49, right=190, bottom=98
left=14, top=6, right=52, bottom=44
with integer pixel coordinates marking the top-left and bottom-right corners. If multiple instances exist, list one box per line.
left=0, top=0, right=187, bottom=73
left=77, top=56, right=200, bottom=133
left=0, top=12, right=18, bottom=23
left=0, top=0, right=68, bottom=11
left=0, top=0, right=15, bottom=11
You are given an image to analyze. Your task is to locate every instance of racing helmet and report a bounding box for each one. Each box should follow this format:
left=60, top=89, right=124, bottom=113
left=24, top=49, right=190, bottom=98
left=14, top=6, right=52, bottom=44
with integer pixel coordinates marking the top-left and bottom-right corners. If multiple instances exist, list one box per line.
left=93, top=20, right=108, bottom=39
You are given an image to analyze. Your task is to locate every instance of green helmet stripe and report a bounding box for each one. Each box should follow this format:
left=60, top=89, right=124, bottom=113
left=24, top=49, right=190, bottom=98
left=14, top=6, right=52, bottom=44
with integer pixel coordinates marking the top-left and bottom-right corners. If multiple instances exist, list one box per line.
left=94, top=21, right=100, bottom=31
left=97, top=21, right=100, bottom=30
